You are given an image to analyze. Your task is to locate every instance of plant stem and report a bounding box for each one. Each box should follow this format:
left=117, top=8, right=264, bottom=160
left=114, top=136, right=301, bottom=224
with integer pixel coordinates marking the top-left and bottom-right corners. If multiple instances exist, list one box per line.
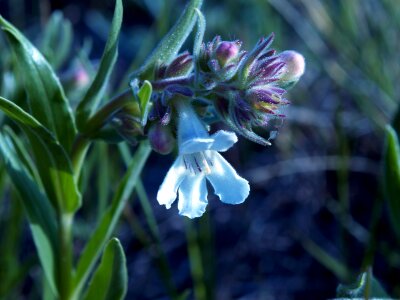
left=58, top=213, right=73, bottom=300
left=71, top=134, right=90, bottom=177
left=83, top=88, right=132, bottom=135
left=185, top=220, right=207, bottom=300
left=71, top=88, right=132, bottom=176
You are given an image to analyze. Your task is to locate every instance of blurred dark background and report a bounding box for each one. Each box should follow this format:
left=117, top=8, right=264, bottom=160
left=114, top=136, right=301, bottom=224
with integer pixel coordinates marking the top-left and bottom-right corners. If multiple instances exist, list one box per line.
left=1, top=0, right=400, bottom=299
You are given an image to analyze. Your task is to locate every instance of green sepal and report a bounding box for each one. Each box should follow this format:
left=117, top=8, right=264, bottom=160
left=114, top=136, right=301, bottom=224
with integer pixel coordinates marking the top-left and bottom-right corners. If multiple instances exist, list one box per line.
left=137, top=80, right=153, bottom=127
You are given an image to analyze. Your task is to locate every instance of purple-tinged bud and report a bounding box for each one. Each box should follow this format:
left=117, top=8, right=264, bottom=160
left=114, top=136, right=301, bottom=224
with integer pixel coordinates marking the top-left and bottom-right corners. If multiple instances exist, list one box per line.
left=258, top=49, right=276, bottom=61
left=252, top=61, right=285, bottom=81
left=238, top=33, right=275, bottom=87
left=165, top=51, right=194, bottom=77
left=148, top=123, right=175, bottom=155
left=278, top=50, right=305, bottom=85
left=246, top=89, right=282, bottom=105
left=215, top=41, right=241, bottom=67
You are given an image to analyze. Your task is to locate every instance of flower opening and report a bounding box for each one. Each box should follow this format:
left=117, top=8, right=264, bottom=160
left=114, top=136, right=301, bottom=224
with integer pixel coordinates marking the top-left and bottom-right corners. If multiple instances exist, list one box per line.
left=157, top=101, right=250, bottom=218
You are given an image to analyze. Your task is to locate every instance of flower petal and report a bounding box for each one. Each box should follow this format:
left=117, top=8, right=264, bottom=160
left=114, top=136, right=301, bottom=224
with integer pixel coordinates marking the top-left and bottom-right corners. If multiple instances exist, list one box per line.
left=179, top=137, right=214, bottom=154
left=177, top=101, right=208, bottom=145
left=178, top=174, right=208, bottom=218
left=157, top=156, right=187, bottom=209
left=206, top=152, right=250, bottom=204
left=209, top=130, right=237, bottom=152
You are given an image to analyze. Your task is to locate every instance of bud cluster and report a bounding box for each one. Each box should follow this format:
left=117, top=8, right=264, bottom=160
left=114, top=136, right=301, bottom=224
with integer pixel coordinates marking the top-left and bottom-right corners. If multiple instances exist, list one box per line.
left=131, top=33, right=304, bottom=152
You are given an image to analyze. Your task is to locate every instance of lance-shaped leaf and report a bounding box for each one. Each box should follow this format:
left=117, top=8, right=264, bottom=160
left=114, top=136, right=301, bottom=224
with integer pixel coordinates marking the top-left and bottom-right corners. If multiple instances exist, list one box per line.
left=132, top=0, right=203, bottom=78
left=383, top=125, right=400, bottom=241
left=76, top=0, right=123, bottom=130
left=73, top=142, right=151, bottom=298
left=193, top=8, right=206, bottom=59
left=83, top=238, right=127, bottom=300
left=41, top=11, right=73, bottom=70
left=0, top=16, right=76, bottom=151
left=0, top=96, right=81, bottom=213
left=0, top=129, right=58, bottom=297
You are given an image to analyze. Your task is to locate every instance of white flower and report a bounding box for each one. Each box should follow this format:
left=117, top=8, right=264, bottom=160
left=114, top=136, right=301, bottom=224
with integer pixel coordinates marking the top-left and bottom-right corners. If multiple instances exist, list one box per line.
left=157, top=101, right=250, bottom=218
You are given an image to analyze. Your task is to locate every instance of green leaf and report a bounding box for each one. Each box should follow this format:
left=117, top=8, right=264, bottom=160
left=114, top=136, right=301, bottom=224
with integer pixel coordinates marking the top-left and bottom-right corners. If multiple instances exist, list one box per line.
left=73, top=142, right=151, bottom=299
left=0, top=129, right=58, bottom=297
left=76, top=0, right=123, bottom=130
left=83, top=238, right=127, bottom=300
left=41, top=11, right=73, bottom=70
left=383, top=125, right=400, bottom=240
left=0, top=96, right=81, bottom=213
left=137, top=80, right=152, bottom=127
left=193, top=8, right=206, bottom=59
left=0, top=188, right=24, bottom=296
left=336, top=269, right=390, bottom=298
left=0, top=16, right=76, bottom=151
left=3, top=126, right=39, bottom=180
left=132, top=0, right=203, bottom=78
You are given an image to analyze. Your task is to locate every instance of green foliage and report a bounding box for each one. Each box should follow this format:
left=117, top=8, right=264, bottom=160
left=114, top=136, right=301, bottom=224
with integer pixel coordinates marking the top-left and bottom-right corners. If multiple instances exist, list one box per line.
left=41, top=11, right=73, bottom=70
left=193, top=9, right=206, bottom=59
left=0, top=96, right=81, bottom=213
left=383, top=126, right=400, bottom=240
left=83, top=238, right=127, bottom=300
left=0, top=0, right=209, bottom=297
left=0, top=128, right=58, bottom=296
left=73, top=142, right=151, bottom=299
left=133, top=0, right=203, bottom=78
left=76, top=0, right=123, bottom=130
left=0, top=16, right=76, bottom=151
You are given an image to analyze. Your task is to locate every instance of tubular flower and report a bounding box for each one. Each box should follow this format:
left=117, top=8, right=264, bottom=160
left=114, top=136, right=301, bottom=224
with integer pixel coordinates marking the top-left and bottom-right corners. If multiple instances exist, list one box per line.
left=157, top=101, right=250, bottom=218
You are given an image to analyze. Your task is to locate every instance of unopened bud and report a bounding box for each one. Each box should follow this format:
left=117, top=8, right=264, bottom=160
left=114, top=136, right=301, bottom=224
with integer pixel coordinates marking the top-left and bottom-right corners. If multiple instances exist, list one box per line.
left=215, top=41, right=240, bottom=67
left=148, top=123, right=175, bottom=155
left=279, top=50, right=305, bottom=84
left=165, top=52, right=194, bottom=77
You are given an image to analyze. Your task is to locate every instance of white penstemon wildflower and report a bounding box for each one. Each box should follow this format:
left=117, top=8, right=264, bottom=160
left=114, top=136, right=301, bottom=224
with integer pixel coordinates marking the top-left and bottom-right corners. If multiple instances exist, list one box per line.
left=157, top=101, right=250, bottom=218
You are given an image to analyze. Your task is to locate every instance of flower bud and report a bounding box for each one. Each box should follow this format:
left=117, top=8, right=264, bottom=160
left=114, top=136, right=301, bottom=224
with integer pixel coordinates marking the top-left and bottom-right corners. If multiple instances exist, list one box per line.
left=278, top=50, right=305, bottom=86
left=165, top=52, right=194, bottom=78
left=215, top=41, right=240, bottom=67
left=148, top=123, right=175, bottom=155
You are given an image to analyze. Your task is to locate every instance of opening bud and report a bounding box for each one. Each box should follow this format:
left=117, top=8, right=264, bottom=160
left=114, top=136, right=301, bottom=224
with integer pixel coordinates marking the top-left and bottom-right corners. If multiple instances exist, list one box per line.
left=215, top=41, right=241, bottom=67
left=279, top=50, right=305, bottom=86
left=148, top=123, right=175, bottom=155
